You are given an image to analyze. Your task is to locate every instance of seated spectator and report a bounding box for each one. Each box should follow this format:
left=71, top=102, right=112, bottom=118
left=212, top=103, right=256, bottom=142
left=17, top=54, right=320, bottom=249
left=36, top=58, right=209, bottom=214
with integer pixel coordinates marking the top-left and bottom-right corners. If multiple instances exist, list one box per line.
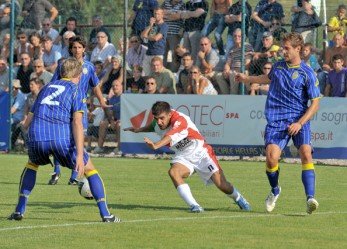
left=15, top=52, right=33, bottom=94
left=268, top=45, right=282, bottom=64
left=148, top=56, right=176, bottom=94
left=30, top=59, right=53, bottom=85
left=40, top=35, right=62, bottom=73
left=93, top=60, right=106, bottom=80
left=323, top=33, right=347, bottom=72
left=89, top=15, right=112, bottom=51
left=0, top=57, right=10, bottom=91
left=174, top=44, right=190, bottom=73
left=177, top=52, right=194, bottom=94
left=250, top=62, right=272, bottom=96
left=99, top=55, right=123, bottom=96
left=28, top=33, right=42, bottom=60
left=141, top=7, right=168, bottom=76
left=86, top=96, right=105, bottom=152
left=327, top=5, right=347, bottom=47
left=126, top=65, right=146, bottom=93
left=61, top=31, right=76, bottom=58
left=11, top=79, right=26, bottom=147
left=15, top=31, right=30, bottom=65
left=54, top=16, right=80, bottom=46
left=127, top=34, right=147, bottom=70
left=187, top=65, right=218, bottom=95
left=0, top=4, right=10, bottom=43
left=93, top=80, right=122, bottom=155
left=0, top=33, right=10, bottom=62
left=144, top=76, right=159, bottom=94
left=269, top=16, right=287, bottom=46
left=90, top=31, right=117, bottom=66
left=38, top=18, right=59, bottom=42
left=215, top=28, right=253, bottom=94
left=324, top=54, right=347, bottom=97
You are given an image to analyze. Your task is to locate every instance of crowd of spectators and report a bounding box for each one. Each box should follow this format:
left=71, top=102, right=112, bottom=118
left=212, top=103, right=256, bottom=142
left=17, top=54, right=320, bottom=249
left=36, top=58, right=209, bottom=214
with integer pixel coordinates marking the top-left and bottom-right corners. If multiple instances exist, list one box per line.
left=1, top=0, right=347, bottom=153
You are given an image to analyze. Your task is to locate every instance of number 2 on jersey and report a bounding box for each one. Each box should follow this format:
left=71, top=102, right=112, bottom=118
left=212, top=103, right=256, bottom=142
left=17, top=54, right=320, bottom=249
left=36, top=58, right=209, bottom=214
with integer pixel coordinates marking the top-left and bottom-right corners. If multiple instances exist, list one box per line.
left=41, top=85, right=66, bottom=106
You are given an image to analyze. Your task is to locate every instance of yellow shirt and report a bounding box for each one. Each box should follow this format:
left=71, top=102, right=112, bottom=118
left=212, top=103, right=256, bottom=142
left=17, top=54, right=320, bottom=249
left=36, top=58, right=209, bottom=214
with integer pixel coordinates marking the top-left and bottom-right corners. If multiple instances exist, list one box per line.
left=328, top=16, right=347, bottom=40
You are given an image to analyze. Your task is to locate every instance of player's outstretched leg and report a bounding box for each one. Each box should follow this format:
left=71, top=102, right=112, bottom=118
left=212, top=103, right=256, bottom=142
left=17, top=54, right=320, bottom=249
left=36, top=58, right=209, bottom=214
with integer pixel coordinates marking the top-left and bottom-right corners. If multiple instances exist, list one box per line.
left=8, top=162, right=38, bottom=221
left=85, top=160, right=121, bottom=222
left=302, top=163, right=318, bottom=214
left=265, top=164, right=281, bottom=212
left=48, top=157, right=61, bottom=185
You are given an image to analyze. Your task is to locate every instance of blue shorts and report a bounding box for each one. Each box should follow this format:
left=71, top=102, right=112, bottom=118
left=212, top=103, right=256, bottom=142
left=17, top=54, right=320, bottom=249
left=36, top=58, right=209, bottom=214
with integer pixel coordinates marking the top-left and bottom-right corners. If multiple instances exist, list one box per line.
left=27, top=139, right=89, bottom=169
left=264, top=122, right=313, bottom=151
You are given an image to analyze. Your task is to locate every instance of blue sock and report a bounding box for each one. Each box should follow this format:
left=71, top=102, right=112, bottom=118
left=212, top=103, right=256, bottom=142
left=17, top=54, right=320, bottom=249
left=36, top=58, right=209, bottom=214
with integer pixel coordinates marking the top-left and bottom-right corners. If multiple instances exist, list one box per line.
left=302, top=164, right=315, bottom=200
left=15, top=163, right=38, bottom=214
left=53, top=157, right=61, bottom=175
left=70, top=170, right=78, bottom=181
left=86, top=170, right=110, bottom=218
left=266, top=164, right=280, bottom=195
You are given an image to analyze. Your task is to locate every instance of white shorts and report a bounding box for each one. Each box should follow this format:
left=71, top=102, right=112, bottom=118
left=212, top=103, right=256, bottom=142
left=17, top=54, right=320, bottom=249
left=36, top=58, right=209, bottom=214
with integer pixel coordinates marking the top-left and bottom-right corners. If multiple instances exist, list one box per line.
left=171, top=149, right=220, bottom=186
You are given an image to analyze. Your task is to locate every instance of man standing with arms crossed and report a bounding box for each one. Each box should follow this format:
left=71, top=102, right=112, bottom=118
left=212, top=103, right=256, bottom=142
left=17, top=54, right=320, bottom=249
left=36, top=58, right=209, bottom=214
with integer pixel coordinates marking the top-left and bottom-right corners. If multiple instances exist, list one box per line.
left=235, top=32, right=321, bottom=214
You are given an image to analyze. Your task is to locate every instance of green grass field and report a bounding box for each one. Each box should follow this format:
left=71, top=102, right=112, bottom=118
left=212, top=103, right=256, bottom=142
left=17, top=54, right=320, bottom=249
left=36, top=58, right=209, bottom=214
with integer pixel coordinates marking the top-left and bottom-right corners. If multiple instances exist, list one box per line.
left=1, top=155, right=347, bottom=249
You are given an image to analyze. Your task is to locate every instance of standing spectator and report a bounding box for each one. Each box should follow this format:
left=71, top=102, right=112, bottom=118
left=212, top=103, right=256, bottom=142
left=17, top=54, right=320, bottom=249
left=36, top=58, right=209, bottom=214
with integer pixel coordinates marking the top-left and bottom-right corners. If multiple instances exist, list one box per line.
left=141, top=7, right=168, bottom=76
left=54, top=17, right=80, bottom=46
left=93, top=80, right=123, bottom=155
left=124, top=101, right=250, bottom=213
left=20, top=0, right=58, bottom=34
left=324, top=54, right=347, bottom=97
left=15, top=52, right=33, bottom=94
left=10, top=79, right=26, bottom=147
left=128, top=0, right=159, bottom=36
left=250, top=0, right=285, bottom=52
left=90, top=31, right=117, bottom=66
left=60, top=31, right=76, bottom=59
left=89, top=15, right=112, bottom=51
left=38, top=18, right=59, bottom=42
left=269, top=16, right=287, bottom=46
left=40, top=35, right=61, bottom=73
left=28, top=33, right=42, bottom=60
left=30, top=59, right=53, bottom=85
left=327, top=5, right=347, bottom=47
left=162, top=0, right=185, bottom=72
left=126, top=65, right=146, bottom=93
left=188, top=65, right=218, bottom=95
left=215, top=28, right=253, bottom=94
left=177, top=53, right=194, bottom=94
left=144, top=76, right=159, bottom=94
left=181, top=0, right=209, bottom=61
left=225, top=0, right=252, bottom=56
left=127, top=34, right=147, bottom=69
left=149, top=56, right=177, bottom=94
left=201, top=0, right=231, bottom=56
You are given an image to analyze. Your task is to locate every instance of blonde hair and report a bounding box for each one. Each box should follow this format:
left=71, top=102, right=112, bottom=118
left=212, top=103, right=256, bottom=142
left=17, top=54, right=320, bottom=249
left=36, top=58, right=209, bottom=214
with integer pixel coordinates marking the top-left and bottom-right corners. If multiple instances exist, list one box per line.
left=60, top=58, right=82, bottom=78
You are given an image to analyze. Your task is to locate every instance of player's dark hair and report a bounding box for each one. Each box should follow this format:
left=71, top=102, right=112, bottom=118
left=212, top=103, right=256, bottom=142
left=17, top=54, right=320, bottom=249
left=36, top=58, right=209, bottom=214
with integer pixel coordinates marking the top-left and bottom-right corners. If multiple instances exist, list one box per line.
left=68, top=36, right=86, bottom=56
left=332, top=54, right=344, bottom=62
left=152, top=101, right=171, bottom=116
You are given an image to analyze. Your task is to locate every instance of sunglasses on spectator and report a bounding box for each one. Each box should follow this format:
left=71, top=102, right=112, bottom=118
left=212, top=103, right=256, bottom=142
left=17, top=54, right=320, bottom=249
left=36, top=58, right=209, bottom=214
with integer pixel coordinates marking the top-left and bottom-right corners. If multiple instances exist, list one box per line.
left=146, top=82, right=155, bottom=85
left=34, top=65, right=43, bottom=68
left=42, top=23, right=51, bottom=26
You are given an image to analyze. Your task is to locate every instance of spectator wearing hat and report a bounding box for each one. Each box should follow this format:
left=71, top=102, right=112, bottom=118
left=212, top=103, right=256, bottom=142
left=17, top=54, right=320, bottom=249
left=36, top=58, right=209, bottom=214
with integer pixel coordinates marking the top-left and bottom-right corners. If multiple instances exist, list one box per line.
left=40, top=35, right=61, bottom=73
left=268, top=44, right=282, bottom=64
left=249, top=31, right=274, bottom=76
left=11, top=79, right=26, bottom=146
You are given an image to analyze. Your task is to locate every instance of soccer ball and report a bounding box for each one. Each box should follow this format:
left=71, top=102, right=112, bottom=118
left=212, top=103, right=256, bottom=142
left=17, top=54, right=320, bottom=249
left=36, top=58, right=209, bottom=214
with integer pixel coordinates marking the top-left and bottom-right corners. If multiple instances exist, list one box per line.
left=78, top=177, right=94, bottom=200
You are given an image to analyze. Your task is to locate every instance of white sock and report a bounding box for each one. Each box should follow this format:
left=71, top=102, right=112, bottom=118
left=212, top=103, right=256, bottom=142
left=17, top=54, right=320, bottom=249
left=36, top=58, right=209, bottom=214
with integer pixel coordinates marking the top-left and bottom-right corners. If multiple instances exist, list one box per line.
left=227, top=187, right=241, bottom=201
left=177, top=183, right=199, bottom=207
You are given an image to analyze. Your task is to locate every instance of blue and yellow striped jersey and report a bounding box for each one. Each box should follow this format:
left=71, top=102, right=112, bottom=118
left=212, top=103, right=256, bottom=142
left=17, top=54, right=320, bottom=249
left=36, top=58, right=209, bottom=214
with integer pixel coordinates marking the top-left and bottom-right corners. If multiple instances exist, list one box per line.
left=266, top=60, right=321, bottom=127
left=28, top=79, right=84, bottom=141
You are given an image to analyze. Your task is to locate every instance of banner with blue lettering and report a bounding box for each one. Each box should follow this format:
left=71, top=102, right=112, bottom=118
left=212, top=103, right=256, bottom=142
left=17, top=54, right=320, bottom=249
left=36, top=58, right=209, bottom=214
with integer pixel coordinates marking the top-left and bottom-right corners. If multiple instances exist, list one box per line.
left=0, top=92, right=9, bottom=151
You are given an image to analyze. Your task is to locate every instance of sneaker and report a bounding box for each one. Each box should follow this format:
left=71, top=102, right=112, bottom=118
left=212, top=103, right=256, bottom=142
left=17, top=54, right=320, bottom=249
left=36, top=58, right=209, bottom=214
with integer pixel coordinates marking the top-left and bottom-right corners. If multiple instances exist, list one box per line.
left=306, top=198, right=319, bottom=214
left=235, top=195, right=251, bottom=211
left=85, top=146, right=92, bottom=152
left=265, top=186, right=281, bottom=212
left=8, top=212, right=23, bottom=221
left=48, top=173, right=60, bottom=185
left=68, top=178, right=79, bottom=185
left=190, top=204, right=204, bottom=213
left=112, top=148, right=122, bottom=155
left=103, top=214, right=121, bottom=222
left=92, top=147, right=104, bottom=154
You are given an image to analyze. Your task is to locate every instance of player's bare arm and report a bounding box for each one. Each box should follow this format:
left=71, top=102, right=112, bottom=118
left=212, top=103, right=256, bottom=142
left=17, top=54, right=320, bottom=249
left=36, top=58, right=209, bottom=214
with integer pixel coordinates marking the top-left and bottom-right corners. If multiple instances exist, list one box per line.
left=123, top=124, right=153, bottom=133
left=72, top=112, right=85, bottom=177
left=93, top=85, right=112, bottom=108
left=288, top=98, right=320, bottom=136
left=144, top=135, right=172, bottom=150
left=234, top=73, right=271, bottom=84
left=22, top=112, right=34, bottom=129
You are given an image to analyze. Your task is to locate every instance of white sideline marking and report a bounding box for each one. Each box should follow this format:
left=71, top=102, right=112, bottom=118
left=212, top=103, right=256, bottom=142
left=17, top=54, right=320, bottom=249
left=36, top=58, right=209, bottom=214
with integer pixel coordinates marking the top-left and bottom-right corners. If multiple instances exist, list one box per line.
left=1, top=211, right=347, bottom=232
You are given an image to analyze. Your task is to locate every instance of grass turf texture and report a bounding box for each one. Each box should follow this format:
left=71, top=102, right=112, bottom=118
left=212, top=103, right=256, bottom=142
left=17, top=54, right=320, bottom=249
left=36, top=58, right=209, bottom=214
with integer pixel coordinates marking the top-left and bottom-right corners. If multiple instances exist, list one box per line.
left=1, top=155, right=347, bottom=249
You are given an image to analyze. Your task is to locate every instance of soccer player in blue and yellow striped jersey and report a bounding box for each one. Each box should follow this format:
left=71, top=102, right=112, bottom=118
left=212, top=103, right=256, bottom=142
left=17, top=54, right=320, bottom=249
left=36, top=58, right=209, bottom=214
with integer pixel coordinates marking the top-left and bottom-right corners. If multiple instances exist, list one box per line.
left=8, top=58, right=120, bottom=222
left=235, top=32, right=321, bottom=214
left=49, top=36, right=109, bottom=185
